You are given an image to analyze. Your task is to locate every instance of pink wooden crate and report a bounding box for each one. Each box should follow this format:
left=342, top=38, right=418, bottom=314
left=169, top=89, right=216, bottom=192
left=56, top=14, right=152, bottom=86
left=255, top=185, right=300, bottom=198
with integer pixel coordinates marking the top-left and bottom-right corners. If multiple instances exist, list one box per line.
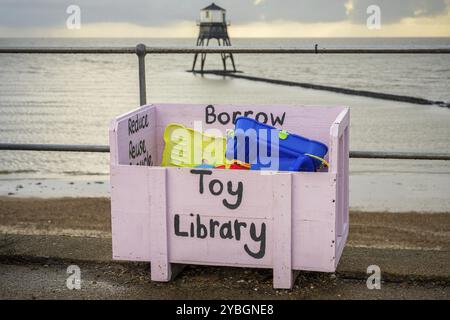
left=109, top=103, right=349, bottom=289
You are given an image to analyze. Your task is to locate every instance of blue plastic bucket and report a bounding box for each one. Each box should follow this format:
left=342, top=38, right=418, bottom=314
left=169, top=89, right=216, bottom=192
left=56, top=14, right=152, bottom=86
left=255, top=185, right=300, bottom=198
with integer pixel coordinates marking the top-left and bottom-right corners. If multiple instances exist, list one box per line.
left=226, top=117, right=328, bottom=172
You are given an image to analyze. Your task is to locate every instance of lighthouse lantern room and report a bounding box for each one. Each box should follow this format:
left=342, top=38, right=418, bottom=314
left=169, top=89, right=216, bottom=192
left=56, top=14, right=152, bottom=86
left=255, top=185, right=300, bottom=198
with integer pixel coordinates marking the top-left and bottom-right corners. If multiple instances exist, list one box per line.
left=200, top=4, right=226, bottom=24
left=192, top=3, right=237, bottom=73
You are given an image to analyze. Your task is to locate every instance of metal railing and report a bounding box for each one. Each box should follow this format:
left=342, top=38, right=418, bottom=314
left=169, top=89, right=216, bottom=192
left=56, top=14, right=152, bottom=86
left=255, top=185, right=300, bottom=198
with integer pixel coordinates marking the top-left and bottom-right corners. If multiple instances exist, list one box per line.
left=2, top=46, right=450, bottom=54
left=0, top=143, right=449, bottom=161
left=1, top=43, right=449, bottom=161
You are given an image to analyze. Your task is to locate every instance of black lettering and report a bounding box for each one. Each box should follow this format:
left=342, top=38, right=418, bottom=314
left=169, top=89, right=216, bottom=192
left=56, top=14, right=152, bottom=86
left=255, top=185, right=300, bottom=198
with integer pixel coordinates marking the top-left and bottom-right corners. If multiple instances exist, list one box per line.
left=244, top=223, right=266, bottom=259
left=233, top=220, right=247, bottom=241
left=128, top=139, right=147, bottom=160
left=205, top=105, right=216, bottom=124
left=255, top=112, right=268, bottom=124
left=190, top=169, right=213, bottom=194
left=189, top=213, right=195, bottom=237
left=244, top=110, right=253, bottom=117
left=174, top=215, right=266, bottom=259
left=218, top=112, right=231, bottom=125
left=128, top=119, right=133, bottom=135
left=271, top=112, right=286, bottom=126
left=196, top=214, right=207, bottom=239
left=220, top=221, right=233, bottom=239
left=209, top=219, right=220, bottom=238
left=128, top=114, right=149, bottom=136
left=209, top=179, right=223, bottom=196
left=223, top=181, right=243, bottom=210
left=129, top=141, right=133, bottom=159
left=232, top=111, right=242, bottom=124
left=174, top=214, right=188, bottom=237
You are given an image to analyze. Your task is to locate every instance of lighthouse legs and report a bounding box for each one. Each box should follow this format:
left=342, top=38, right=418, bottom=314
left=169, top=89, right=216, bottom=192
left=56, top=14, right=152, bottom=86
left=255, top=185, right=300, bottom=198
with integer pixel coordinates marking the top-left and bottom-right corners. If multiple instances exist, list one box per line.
left=229, top=54, right=237, bottom=72
left=226, top=39, right=237, bottom=72
left=224, top=38, right=237, bottom=72
left=200, top=39, right=209, bottom=73
left=191, top=38, right=202, bottom=72
left=191, top=37, right=236, bottom=73
left=191, top=54, right=199, bottom=72
left=218, top=39, right=227, bottom=72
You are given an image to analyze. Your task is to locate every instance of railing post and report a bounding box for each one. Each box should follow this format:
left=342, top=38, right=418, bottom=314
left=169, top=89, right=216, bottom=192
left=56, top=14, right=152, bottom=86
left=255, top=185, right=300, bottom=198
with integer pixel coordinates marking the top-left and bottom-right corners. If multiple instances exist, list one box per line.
left=136, top=43, right=147, bottom=106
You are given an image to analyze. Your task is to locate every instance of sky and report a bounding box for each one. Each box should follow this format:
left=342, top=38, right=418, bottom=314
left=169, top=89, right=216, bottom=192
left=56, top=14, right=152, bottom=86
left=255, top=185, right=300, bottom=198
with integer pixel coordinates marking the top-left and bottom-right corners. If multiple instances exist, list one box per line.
left=0, top=0, right=449, bottom=37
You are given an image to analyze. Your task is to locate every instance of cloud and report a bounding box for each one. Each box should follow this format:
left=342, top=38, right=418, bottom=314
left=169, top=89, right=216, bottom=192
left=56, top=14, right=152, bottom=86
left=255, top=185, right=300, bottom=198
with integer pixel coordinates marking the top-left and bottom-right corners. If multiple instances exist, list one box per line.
left=0, top=0, right=449, bottom=37
left=0, top=0, right=448, bottom=28
left=0, top=1, right=350, bottom=27
left=229, top=12, right=450, bottom=37
left=0, top=21, right=197, bottom=38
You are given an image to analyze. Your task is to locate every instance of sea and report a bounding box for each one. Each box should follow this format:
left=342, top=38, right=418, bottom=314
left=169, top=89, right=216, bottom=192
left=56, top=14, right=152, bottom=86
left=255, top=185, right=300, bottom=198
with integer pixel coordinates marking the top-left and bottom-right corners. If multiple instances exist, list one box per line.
left=0, top=37, right=449, bottom=212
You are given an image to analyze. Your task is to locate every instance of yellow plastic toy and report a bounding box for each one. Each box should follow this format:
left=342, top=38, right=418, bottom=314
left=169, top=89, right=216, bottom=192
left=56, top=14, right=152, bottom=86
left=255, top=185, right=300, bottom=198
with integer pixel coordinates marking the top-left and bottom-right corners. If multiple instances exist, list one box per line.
left=162, top=123, right=227, bottom=168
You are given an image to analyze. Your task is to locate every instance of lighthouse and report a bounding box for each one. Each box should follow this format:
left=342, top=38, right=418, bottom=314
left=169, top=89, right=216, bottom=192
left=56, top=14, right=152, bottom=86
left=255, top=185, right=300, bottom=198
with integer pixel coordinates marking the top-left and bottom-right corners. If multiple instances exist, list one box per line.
left=192, top=3, right=237, bottom=73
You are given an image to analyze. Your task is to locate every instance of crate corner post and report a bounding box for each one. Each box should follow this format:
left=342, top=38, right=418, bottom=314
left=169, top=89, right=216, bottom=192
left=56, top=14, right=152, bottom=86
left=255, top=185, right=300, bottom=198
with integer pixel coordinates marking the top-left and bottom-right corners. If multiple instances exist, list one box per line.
left=272, top=172, right=297, bottom=289
left=149, top=167, right=185, bottom=282
left=329, top=107, right=350, bottom=266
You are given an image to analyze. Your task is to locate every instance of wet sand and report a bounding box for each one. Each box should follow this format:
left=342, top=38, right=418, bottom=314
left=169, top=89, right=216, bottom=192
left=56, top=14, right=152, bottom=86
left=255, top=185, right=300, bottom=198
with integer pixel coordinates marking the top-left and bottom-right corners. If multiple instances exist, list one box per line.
left=0, top=197, right=449, bottom=251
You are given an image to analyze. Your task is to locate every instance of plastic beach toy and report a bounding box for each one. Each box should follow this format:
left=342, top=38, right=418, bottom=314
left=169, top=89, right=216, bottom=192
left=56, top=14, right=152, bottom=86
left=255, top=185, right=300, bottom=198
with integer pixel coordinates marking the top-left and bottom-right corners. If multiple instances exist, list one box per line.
left=194, top=164, right=215, bottom=169
left=225, top=117, right=329, bottom=172
left=215, top=160, right=251, bottom=170
left=162, top=123, right=227, bottom=168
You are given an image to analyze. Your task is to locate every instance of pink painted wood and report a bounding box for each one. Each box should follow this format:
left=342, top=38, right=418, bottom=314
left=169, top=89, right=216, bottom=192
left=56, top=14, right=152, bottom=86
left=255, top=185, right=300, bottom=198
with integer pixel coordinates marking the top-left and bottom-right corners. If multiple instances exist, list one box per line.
left=272, top=173, right=293, bottom=288
left=109, top=103, right=350, bottom=289
left=149, top=167, right=171, bottom=281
